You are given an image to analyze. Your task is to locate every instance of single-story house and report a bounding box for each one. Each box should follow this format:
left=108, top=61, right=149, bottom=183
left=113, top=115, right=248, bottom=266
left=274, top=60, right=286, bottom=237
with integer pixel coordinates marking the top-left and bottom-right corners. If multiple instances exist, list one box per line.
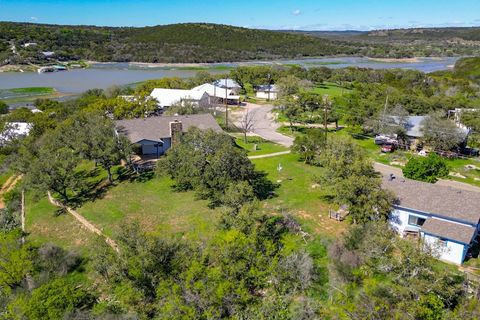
left=255, top=84, right=278, bottom=100
left=383, top=174, right=480, bottom=265
left=41, top=51, right=55, bottom=58
left=213, top=78, right=241, bottom=94
left=191, top=83, right=240, bottom=105
left=115, top=114, right=222, bottom=157
left=0, top=122, right=32, bottom=145
left=150, top=88, right=209, bottom=109
left=383, top=115, right=469, bottom=149
left=22, top=42, right=37, bottom=48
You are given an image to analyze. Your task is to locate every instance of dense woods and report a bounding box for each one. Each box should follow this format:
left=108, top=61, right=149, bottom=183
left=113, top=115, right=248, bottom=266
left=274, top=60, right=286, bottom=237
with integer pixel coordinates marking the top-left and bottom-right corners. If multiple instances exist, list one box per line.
left=3, top=22, right=480, bottom=65
left=0, top=22, right=358, bottom=64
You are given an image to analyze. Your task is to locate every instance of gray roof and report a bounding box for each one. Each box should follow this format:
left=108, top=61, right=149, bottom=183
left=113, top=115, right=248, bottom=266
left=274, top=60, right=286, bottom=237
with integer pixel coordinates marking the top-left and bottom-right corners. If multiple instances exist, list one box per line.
left=115, top=114, right=222, bottom=143
left=256, top=84, right=278, bottom=92
left=214, top=78, right=241, bottom=89
left=421, top=218, right=477, bottom=244
left=382, top=174, right=480, bottom=225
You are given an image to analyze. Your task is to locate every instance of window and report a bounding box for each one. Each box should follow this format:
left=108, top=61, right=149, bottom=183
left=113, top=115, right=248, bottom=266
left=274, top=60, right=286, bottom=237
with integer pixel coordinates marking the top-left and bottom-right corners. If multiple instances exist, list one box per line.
left=438, top=238, right=448, bottom=247
left=408, top=215, right=426, bottom=227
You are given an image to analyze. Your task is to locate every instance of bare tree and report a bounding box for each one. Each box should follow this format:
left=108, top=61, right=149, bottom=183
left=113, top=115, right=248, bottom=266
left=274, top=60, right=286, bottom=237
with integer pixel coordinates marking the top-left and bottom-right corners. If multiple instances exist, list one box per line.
left=239, top=109, right=256, bottom=144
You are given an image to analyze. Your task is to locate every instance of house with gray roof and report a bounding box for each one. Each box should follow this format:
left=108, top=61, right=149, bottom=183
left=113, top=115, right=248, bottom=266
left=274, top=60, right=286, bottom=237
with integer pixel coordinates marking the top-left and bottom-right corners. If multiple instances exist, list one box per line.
left=382, top=174, right=480, bottom=265
left=115, top=114, right=222, bottom=157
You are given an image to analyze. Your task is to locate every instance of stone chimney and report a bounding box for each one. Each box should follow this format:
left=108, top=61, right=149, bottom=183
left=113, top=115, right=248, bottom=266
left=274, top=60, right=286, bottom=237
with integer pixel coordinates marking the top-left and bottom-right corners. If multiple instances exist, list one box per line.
left=170, top=120, right=183, bottom=147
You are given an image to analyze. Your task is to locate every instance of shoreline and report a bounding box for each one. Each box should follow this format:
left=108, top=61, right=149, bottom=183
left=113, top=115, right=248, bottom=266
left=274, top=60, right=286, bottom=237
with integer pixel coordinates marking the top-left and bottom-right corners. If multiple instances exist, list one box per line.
left=0, top=56, right=459, bottom=74
left=367, top=57, right=422, bottom=63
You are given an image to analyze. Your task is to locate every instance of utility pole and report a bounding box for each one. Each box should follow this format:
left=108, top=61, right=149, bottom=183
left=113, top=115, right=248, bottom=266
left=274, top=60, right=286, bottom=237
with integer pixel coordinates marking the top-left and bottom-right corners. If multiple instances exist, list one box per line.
left=267, top=73, right=271, bottom=101
left=21, top=189, right=25, bottom=244
left=213, top=84, right=216, bottom=115
left=225, top=78, right=228, bottom=129
left=323, top=95, right=331, bottom=143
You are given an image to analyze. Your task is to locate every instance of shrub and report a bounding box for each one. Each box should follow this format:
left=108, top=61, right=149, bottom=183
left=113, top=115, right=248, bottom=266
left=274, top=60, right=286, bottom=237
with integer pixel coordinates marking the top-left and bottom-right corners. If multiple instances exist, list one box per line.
left=403, top=153, right=449, bottom=183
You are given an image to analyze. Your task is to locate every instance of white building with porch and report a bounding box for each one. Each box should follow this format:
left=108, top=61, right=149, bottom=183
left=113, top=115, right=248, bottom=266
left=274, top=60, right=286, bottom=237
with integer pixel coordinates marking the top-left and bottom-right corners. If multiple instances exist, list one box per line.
left=383, top=174, right=480, bottom=265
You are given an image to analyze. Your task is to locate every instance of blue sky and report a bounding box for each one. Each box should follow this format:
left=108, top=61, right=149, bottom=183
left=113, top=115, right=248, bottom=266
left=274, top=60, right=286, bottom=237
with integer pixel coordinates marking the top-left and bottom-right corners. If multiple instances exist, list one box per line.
left=1, top=0, right=480, bottom=30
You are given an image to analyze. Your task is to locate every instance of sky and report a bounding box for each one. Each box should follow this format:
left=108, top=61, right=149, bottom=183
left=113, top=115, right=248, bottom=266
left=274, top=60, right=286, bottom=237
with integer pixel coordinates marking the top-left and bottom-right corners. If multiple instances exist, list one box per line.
left=1, top=0, right=480, bottom=31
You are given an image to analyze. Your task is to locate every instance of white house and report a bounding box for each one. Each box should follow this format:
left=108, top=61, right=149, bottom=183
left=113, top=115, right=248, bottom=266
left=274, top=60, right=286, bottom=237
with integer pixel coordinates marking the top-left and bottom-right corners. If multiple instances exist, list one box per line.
left=22, top=42, right=37, bottom=48
left=191, top=83, right=240, bottom=105
left=115, top=114, right=222, bottom=157
left=383, top=174, right=480, bottom=265
left=150, top=88, right=208, bottom=109
left=255, top=84, right=278, bottom=100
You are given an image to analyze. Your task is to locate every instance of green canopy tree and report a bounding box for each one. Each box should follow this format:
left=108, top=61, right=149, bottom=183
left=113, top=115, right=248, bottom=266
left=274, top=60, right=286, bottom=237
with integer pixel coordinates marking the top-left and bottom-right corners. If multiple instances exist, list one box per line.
left=421, top=113, right=466, bottom=151
left=26, top=132, right=81, bottom=202
left=0, top=230, right=33, bottom=295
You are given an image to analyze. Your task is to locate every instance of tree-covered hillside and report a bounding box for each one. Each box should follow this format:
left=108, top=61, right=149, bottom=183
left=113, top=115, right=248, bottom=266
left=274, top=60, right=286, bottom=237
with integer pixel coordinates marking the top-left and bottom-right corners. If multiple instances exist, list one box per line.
left=454, top=56, right=480, bottom=82
left=0, top=22, right=359, bottom=64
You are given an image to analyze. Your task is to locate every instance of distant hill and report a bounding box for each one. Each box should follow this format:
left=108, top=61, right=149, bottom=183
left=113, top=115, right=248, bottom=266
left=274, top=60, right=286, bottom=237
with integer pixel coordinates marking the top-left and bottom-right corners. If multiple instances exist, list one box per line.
left=358, top=27, right=480, bottom=42
left=0, top=22, right=358, bottom=64
left=288, top=27, right=480, bottom=58
left=2, top=22, right=480, bottom=65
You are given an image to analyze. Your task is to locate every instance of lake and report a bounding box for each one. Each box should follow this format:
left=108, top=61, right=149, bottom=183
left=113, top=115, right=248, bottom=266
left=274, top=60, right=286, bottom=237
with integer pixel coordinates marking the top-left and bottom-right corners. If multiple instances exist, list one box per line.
left=0, top=57, right=459, bottom=95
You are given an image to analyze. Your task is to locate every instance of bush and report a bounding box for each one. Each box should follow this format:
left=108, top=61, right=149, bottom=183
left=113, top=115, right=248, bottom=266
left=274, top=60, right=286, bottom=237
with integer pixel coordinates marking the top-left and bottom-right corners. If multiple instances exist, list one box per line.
left=403, top=153, right=449, bottom=183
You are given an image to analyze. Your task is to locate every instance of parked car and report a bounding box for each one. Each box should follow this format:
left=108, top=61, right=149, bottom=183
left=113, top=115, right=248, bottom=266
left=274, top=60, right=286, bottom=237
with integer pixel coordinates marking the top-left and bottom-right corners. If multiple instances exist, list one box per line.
left=381, top=143, right=395, bottom=153
left=460, top=147, right=479, bottom=157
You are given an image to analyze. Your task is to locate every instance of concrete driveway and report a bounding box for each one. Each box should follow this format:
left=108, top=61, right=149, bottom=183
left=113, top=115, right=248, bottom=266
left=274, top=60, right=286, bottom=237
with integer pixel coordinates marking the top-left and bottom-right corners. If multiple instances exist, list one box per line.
left=232, top=103, right=294, bottom=147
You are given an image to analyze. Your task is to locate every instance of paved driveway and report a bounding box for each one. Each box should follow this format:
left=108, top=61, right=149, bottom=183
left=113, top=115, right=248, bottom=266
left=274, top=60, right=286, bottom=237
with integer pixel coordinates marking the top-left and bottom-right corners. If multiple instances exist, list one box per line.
left=233, top=103, right=294, bottom=147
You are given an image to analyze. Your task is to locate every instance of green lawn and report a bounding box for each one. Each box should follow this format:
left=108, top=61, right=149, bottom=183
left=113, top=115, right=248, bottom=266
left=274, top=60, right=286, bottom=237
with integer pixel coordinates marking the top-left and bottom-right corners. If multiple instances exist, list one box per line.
left=0, top=87, right=66, bottom=104
left=25, top=194, right=101, bottom=254
left=310, top=82, right=351, bottom=98
left=234, top=136, right=288, bottom=156
left=252, top=153, right=346, bottom=238
left=77, top=175, right=220, bottom=242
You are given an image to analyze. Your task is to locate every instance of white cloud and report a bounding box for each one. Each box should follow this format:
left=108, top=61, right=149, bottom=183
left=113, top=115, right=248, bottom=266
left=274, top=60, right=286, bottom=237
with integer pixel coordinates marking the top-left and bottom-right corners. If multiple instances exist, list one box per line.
left=30, top=16, right=38, bottom=21
left=292, top=9, right=301, bottom=16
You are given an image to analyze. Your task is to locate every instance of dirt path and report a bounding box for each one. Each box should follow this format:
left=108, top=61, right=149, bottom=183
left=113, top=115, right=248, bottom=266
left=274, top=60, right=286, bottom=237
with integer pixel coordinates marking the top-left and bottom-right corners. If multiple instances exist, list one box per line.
left=248, top=151, right=291, bottom=159
left=47, top=191, right=120, bottom=253
left=0, top=175, right=23, bottom=209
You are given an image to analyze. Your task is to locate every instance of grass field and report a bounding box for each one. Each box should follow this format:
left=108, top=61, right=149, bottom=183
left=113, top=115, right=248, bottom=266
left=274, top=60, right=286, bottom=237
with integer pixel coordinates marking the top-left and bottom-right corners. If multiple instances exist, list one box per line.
left=310, top=82, right=351, bottom=98
left=78, top=175, right=220, bottom=242
left=234, top=136, right=288, bottom=156
left=25, top=194, right=101, bottom=254
left=0, top=87, right=67, bottom=104
left=252, top=153, right=346, bottom=239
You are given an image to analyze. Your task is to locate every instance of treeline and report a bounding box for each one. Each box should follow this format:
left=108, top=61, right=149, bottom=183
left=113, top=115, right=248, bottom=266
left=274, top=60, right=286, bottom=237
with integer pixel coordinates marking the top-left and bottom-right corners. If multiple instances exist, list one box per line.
left=0, top=22, right=359, bottom=65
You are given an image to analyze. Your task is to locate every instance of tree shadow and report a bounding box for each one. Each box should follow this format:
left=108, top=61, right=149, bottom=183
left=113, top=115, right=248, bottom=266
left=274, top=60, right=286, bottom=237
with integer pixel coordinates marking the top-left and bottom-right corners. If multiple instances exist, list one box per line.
left=251, top=170, right=280, bottom=200
left=117, top=166, right=155, bottom=183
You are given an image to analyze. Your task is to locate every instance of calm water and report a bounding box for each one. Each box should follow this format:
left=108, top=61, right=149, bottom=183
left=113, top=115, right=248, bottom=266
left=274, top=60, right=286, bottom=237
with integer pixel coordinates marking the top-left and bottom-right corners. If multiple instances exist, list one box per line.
left=0, top=57, right=459, bottom=95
